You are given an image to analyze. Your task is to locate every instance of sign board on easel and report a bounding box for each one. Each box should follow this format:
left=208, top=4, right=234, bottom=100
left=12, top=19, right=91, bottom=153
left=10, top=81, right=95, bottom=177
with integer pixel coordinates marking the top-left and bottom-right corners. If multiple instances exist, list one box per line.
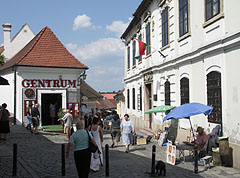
left=166, top=144, right=176, bottom=165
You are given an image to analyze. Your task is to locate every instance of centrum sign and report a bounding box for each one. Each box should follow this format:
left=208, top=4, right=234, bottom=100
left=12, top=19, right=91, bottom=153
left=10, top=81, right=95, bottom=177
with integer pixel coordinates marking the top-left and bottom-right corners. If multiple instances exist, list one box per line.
left=22, top=79, right=77, bottom=88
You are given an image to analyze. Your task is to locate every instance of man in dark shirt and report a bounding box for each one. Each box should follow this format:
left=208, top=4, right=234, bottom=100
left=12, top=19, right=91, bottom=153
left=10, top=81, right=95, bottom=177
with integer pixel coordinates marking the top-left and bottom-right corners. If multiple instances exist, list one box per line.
left=31, top=103, right=40, bottom=134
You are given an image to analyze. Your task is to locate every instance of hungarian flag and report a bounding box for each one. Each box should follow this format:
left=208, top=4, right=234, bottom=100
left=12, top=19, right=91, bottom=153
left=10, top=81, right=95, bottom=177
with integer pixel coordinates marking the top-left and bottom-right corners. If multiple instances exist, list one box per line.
left=133, top=37, right=148, bottom=59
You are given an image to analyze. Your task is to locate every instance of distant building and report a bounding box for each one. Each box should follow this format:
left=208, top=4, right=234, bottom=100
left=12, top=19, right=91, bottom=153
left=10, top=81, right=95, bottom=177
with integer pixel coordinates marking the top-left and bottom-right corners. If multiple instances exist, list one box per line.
left=121, top=0, right=240, bottom=168
left=0, top=23, right=102, bottom=126
left=114, top=89, right=125, bottom=120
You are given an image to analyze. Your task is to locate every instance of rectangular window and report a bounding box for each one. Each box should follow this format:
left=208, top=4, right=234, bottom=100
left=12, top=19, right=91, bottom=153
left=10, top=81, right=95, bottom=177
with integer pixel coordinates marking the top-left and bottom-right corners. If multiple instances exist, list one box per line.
left=127, top=46, right=130, bottom=69
left=132, top=88, right=136, bottom=110
left=67, top=102, right=80, bottom=118
left=140, top=86, right=142, bottom=111
left=179, top=0, right=188, bottom=37
left=24, top=100, right=36, bottom=116
left=132, top=40, right=136, bottom=66
left=127, top=89, right=130, bottom=109
left=138, top=34, right=142, bottom=62
left=146, top=23, right=151, bottom=55
left=206, top=0, right=220, bottom=21
left=162, top=7, right=169, bottom=47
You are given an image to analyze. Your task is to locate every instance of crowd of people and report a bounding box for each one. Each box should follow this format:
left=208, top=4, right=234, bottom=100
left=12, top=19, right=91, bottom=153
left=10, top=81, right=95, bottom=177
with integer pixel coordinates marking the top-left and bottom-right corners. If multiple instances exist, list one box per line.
left=62, top=110, right=134, bottom=178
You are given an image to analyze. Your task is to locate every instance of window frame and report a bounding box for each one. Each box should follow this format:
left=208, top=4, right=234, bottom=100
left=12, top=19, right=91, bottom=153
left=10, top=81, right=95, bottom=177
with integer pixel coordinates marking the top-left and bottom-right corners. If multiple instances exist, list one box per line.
left=132, top=40, right=136, bottom=67
left=162, top=7, right=169, bottom=48
left=164, top=80, right=171, bottom=106
left=207, top=71, right=222, bottom=124
left=146, top=22, right=151, bottom=55
left=24, top=100, right=37, bottom=116
left=179, top=0, right=189, bottom=37
left=127, top=46, right=130, bottom=69
left=138, top=34, right=143, bottom=62
left=205, top=0, right=220, bottom=21
left=132, top=88, right=136, bottom=110
left=127, top=89, right=130, bottom=109
left=180, top=77, right=189, bottom=105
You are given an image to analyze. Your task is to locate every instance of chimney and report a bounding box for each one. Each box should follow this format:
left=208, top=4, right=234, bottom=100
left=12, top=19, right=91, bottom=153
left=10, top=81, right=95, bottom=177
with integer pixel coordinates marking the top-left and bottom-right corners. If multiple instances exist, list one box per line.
left=2, top=23, right=11, bottom=46
left=2, top=23, right=12, bottom=62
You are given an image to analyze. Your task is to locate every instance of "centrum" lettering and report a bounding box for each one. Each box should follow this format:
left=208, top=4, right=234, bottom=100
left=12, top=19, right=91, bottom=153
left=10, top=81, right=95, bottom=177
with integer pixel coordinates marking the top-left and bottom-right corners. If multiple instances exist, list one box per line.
left=22, top=79, right=76, bottom=88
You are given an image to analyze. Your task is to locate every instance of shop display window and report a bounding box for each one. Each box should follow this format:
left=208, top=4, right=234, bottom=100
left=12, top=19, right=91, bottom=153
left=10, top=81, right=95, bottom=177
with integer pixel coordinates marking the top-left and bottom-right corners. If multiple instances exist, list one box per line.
left=24, top=100, right=36, bottom=116
left=67, top=102, right=80, bottom=118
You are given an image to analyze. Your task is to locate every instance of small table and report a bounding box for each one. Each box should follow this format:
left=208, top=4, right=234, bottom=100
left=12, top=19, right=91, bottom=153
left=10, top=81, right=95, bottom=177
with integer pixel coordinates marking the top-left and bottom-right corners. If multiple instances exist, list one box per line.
left=176, top=143, right=194, bottom=162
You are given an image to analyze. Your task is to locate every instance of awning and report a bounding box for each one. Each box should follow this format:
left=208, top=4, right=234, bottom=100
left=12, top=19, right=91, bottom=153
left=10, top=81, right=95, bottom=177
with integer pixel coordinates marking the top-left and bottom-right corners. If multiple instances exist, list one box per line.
left=81, top=81, right=103, bottom=101
left=0, top=76, right=9, bottom=85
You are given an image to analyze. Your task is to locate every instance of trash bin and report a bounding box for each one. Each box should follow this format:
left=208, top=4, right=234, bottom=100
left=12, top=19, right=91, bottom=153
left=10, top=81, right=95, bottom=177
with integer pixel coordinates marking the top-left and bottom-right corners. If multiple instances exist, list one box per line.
left=212, top=147, right=220, bottom=166
left=219, top=137, right=230, bottom=167
left=219, top=137, right=229, bottom=155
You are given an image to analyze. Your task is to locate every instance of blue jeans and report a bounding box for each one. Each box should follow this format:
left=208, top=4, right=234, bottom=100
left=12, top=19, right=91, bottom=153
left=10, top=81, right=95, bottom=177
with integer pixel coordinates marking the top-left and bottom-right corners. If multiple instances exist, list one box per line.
left=26, top=115, right=32, bottom=130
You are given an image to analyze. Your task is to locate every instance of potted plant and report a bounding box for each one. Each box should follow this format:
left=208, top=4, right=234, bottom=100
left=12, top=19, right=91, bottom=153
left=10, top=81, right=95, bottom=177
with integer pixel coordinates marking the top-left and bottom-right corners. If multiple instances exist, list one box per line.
left=57, top=108, right=65, bottom=129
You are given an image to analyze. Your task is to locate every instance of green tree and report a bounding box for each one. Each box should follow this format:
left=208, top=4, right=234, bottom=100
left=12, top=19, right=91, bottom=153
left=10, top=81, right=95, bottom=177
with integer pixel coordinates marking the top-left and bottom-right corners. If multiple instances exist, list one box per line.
left=0, top=52, right=5, bottom=66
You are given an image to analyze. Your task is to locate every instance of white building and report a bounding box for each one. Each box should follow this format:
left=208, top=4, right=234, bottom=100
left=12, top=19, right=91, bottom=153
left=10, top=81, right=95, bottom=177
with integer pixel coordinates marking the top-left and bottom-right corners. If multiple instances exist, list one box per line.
left=121, top=0, right=240, bottom=168
left=0, top=24, right=102, bottom=126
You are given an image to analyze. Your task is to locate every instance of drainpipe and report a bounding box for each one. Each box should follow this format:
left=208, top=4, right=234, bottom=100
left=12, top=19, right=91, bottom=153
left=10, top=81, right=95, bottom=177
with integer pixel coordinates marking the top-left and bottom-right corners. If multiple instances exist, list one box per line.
left=13, top=67, right=17, bottom=125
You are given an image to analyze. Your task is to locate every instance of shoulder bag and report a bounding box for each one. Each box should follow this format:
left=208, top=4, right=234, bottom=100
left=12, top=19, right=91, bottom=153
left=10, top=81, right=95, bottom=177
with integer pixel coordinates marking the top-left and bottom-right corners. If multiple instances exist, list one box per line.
left=85, top=129, right=98, bottom=153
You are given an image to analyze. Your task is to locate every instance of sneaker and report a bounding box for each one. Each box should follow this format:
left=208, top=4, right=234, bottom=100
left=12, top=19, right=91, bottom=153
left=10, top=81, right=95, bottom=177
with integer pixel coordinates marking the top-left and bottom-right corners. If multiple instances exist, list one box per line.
left=111, top=143, right=115, bottom=148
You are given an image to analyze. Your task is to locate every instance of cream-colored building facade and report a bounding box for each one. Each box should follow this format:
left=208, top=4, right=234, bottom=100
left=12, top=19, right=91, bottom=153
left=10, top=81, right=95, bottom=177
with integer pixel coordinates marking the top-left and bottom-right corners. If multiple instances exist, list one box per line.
left=121, top=0, right=240, bottom=169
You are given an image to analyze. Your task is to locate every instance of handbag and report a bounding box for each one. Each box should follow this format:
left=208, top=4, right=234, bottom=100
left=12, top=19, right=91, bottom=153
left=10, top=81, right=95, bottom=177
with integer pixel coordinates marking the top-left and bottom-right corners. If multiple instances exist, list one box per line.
left=86, top=130, right=98, bottom=153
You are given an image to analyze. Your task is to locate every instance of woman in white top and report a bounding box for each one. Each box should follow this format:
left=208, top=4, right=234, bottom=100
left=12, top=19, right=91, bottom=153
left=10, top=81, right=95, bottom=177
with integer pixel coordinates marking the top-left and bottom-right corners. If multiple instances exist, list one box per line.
left=120, top=114, right=134, bottom=153
left=89, top=117, right=103, bottom=172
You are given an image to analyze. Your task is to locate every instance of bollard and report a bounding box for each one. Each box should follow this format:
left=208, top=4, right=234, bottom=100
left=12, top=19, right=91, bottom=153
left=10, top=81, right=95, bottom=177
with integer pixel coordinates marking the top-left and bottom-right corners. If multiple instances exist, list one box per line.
left=194, top=145, right=198, bottom=174
left=105, top=144, right=109, bottom=177
left=61, top=144, right=65, bottom=176
left=151, top=145, right=156, bottom=175
left=12, top=143, right=17, bottom=176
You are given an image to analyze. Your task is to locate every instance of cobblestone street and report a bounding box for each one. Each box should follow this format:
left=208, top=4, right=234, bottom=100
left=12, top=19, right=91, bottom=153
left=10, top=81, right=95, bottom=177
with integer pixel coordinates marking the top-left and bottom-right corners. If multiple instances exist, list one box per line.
left=1, top=125, right=240, bottom=178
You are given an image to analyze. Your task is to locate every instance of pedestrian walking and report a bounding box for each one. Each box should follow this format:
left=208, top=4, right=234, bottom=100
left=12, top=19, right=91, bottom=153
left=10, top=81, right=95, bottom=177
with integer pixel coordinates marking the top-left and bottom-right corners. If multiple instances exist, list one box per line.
left=109, top=111, right=121, bottom=148
left=120, top=114, right=134, bottom=153
left=31, top=103, right=40, bottom=134
left=90, top=117, right=103, bottom=172
left=0, top=103, right=10, bottom=141
left=58, top=109, right=73, bottom=141
left=66, top=121, right=96, bottom=178
left=26, top=103, right=33, bottom=131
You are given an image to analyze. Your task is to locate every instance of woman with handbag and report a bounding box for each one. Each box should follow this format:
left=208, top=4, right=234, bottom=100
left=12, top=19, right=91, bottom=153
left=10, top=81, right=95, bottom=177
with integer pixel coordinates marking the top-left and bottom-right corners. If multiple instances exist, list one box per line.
left=66, top=121, right=97, bottom=178
left=89, top=117, right=103, bottom=172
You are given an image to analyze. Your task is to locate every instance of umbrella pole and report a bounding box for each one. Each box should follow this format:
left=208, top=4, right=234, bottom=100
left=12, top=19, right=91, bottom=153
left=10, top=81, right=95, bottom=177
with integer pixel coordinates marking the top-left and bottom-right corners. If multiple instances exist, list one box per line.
left=188, top=118, right=198, bottom=174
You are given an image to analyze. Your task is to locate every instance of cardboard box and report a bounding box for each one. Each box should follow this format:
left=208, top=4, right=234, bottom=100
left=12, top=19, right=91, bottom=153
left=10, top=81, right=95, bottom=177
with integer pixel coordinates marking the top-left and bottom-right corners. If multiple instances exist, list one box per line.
left=137, top=138, right=146, bottom=145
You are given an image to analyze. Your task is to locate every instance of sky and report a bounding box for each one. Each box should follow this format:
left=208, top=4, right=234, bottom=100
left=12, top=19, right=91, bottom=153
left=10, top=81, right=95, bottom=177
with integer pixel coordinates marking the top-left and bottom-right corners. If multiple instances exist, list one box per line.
left=0, top=0, right=142, bottom=92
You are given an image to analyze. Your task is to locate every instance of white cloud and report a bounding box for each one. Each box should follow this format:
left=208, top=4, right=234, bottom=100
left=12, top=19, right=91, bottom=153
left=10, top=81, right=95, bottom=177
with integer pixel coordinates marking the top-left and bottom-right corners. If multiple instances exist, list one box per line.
left=66, top=38, right=124, bottom=61
left=106, top=18, right=132, bottom=37
left=65, top=43, right=77, bottom=51
left=73, top=14, right=100, bottom=30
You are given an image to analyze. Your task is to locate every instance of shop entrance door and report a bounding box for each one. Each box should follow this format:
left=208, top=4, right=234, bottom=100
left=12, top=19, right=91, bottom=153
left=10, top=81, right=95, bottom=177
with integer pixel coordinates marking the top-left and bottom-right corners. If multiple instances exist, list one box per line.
left=41, top=94, right=62, bottom=126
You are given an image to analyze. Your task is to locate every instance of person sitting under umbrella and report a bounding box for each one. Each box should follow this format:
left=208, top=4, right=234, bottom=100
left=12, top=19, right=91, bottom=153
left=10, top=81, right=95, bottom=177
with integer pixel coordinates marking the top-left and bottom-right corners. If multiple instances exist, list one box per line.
left=193, top=126, right=208, bottom=158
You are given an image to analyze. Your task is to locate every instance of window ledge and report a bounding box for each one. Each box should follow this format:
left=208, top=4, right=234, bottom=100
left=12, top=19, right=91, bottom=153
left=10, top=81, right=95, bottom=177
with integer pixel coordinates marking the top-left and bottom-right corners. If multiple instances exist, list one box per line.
left=203, top=12, right=224, bottom=28
left=178, top=32, right=191, bottom=42
left=145, top=53, right=152, bottom=59
left=161, top=43, right=170, bottom=51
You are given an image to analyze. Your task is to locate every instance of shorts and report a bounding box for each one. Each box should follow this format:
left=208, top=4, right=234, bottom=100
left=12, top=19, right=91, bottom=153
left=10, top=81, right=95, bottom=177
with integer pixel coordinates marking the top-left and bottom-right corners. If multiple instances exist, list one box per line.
left=64, top=126, right=71, bottom=134
left=32, top=117, right=39, bottom=127
left=111, top=129, right=121, bottom=142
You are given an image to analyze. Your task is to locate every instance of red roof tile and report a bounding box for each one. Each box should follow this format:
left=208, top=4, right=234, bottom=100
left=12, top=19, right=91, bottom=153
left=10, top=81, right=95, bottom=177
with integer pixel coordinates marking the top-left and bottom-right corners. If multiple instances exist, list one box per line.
left=101, top=93, right=117, bottom=100
left=0, top=26, right=88, bottom=70
left=96, top=99, right=117, bottom=110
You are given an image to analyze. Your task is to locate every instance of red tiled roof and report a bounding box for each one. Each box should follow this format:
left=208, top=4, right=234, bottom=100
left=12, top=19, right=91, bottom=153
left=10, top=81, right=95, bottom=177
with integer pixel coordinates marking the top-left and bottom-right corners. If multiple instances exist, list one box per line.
left=101, top=93, right=117, bottom=100
left=96, top=99, right=117, bottom=110
left=0, top=26, right=88, bottom=70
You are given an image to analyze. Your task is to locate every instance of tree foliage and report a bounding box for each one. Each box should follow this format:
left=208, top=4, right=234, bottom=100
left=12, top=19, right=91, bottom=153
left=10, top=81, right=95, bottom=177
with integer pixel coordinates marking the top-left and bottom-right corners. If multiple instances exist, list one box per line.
left=0, top=52, right=5, bottom=66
